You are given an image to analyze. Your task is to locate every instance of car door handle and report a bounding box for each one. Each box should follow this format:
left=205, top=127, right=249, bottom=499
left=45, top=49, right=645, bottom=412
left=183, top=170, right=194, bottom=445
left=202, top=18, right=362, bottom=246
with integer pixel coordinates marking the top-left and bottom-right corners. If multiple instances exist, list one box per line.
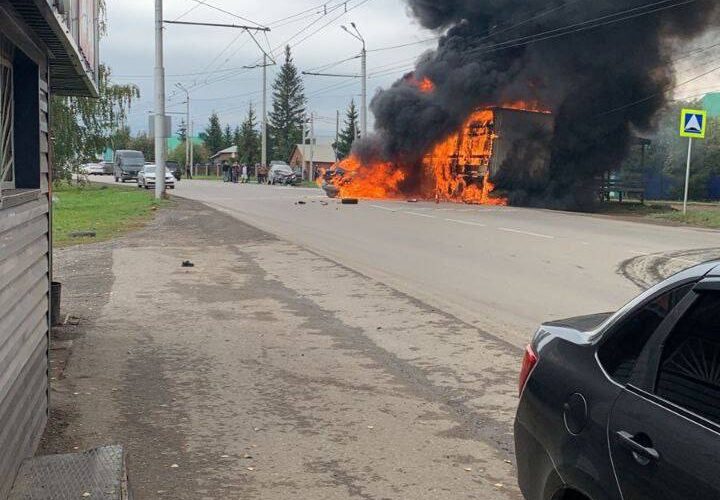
left=616, top=431, right=660, bottom=462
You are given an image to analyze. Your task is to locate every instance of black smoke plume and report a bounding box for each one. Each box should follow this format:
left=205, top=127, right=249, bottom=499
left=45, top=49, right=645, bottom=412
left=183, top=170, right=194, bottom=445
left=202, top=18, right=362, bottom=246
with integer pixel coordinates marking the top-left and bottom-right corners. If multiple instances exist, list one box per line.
left=363, top=0, right=720, bottom=209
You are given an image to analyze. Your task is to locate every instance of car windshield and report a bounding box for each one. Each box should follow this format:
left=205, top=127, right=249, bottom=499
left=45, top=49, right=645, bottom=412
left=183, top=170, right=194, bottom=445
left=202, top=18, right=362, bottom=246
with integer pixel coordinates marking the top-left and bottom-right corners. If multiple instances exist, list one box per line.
left=276, top=167, right=293, bottom=174
left=145, top=167, right=156, bottom=174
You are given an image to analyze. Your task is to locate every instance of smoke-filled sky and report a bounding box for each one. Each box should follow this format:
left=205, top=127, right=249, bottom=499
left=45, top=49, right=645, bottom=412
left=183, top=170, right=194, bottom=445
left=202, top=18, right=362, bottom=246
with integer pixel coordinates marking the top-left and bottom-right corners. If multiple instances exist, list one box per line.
left=364, top=0, right=720, bottom=208
left=103, top=0, right=718, bottom=140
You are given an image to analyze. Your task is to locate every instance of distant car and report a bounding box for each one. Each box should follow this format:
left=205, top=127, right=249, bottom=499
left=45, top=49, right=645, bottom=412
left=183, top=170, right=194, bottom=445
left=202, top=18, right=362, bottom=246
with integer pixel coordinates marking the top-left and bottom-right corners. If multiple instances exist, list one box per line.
left=137, top=165, right=176, bottom=190
left=114, top=150, right=146, bottom=182
left=100, top=161, right=114, bottom=175
left=268, top=163, right=300, bottom=185
left=83, top=163, right=105, bottom=175
left=515, top=260, right=720, bottom=500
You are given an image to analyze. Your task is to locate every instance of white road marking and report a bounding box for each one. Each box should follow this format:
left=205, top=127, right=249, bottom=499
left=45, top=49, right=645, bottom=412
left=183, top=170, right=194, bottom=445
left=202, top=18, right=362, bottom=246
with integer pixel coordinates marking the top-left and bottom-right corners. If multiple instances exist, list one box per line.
left=405, top=212, right=437, bottom=219
left=370, top=204, right=398, bottom=213
left=445, top=218, right=487, bottom=227
left=498, top=227, right=555, bottom=240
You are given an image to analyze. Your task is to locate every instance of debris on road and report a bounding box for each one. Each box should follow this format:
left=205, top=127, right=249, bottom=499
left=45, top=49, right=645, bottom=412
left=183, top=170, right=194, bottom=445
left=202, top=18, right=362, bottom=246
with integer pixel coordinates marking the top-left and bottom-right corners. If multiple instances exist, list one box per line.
left=407, top=199, right=419, bottom=203
left=181, top=260, right=195, bottom=268
left=296, top=201, right=307, bottom=205
left=341, top=198, right=359, bottom=205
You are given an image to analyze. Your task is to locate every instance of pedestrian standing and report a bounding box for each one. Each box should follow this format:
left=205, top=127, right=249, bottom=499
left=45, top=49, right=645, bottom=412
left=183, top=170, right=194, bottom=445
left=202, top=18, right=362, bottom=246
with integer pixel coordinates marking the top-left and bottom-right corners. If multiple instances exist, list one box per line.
left=231, top=162, right=239, bottom=183
left=222, top=161, right=230, bottom=182
left=241, top=164, right=249, bottom=184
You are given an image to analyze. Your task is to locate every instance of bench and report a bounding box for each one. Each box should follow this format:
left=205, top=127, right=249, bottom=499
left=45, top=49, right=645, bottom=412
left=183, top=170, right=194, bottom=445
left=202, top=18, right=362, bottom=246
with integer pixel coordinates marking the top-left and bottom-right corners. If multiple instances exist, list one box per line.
left=598, top=173, right=645, bottom=204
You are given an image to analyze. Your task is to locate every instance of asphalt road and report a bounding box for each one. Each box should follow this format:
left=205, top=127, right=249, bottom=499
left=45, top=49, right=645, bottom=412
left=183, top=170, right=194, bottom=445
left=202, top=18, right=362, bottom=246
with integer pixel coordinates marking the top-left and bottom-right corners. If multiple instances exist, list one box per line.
left=110, top=177, right=720, bottom=347
left=59, top=177, right=720, bottom=498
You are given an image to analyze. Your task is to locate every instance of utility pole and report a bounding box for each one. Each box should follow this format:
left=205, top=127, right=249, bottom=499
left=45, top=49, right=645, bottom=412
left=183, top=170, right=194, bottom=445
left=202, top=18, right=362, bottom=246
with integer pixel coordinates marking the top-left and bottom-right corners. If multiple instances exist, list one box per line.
left=360, top=40, right=367, bottom=138
left=164, top=19, right=272, bottom=172
left=309, top=112, right=315, bottom=182
left=190, top=120, right=195, bottom=178
left=154, top=0, right=166, bottom=199
left=341, top=23, right=367, bottom=138
left=335, top=109, right=340, bottom=161
left=262, top=53, right=268, bottom=169
left=175, top=83, right=191, bottom=178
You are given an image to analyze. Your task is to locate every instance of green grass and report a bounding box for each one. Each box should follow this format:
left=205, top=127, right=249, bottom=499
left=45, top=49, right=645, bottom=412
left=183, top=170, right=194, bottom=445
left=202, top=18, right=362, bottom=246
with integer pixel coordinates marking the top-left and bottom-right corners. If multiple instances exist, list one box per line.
left=53, top=183, right=164, bottom=247
left=649, top=208, right=720, bottom=229
left=598, top=200, right=720, bottom=229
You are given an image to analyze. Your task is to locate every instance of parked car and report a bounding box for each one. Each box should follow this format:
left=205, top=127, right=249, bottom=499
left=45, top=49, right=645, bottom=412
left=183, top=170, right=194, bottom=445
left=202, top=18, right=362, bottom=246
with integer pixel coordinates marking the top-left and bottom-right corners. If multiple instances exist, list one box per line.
left=515, top=260, right=720, bottom=500
left=114, top=150, right=146, bottom=182
left=100, top=161, right=114, bottom=175
left=137, top=165, right=176, bottom=190
left=268, top=163, right=300, bottom=185
left=82, top=163, right=105, bottom=175
left=166, top=161, right=182, bottom=181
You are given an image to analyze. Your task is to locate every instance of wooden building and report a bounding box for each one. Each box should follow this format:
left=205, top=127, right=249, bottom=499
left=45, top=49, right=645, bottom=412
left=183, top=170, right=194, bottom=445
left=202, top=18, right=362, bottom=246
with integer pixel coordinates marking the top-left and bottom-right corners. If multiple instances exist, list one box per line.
left=289, top=141, right=337, bottom=181
left=0, top=1, right=98, bottom=497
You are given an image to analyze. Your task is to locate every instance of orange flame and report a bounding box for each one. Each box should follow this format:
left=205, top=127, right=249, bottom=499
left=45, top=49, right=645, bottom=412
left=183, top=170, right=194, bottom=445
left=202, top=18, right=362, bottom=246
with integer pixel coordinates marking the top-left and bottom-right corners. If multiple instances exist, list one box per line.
left=327, top=101, right=549, bottom=205
left=407, top=75, right=436, bottom=94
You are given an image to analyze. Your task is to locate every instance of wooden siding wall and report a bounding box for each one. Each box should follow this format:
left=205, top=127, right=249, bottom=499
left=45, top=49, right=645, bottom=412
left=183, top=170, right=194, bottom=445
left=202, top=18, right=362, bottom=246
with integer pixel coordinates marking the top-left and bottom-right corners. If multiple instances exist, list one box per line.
left=0, top=64, right=50, bottom=498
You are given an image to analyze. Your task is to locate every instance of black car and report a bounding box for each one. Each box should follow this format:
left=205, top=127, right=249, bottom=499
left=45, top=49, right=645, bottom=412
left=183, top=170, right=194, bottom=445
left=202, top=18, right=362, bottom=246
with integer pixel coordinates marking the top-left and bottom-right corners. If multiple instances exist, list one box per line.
left=515, top=260, right=720, bottom=500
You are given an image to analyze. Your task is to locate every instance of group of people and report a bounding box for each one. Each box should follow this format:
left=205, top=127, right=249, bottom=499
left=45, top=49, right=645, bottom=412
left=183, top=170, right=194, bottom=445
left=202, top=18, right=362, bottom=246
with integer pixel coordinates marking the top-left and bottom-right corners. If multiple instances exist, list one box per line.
left=220, top=161, right=271, bottom=184
left=221, top=161, right=250, bottom=184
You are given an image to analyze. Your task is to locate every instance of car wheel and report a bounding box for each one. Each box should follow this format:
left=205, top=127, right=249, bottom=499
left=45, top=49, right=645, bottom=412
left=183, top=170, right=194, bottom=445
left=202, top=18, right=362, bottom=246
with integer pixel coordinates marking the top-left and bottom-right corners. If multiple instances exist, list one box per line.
left=114, top=176, right=119, bottom=183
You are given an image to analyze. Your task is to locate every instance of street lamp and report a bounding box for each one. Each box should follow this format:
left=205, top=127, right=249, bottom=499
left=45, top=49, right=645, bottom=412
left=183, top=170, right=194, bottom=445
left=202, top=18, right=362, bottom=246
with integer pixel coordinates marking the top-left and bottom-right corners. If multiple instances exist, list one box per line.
left=341, top=22, right=367, bottom=138
left=174, top=83, right=192, bottom=177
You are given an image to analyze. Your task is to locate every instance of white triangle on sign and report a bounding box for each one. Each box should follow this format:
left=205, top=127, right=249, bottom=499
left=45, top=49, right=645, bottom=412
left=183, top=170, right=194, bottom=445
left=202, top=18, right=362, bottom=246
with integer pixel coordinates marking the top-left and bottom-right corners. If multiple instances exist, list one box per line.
left=685, top=114, right=702, bottom=133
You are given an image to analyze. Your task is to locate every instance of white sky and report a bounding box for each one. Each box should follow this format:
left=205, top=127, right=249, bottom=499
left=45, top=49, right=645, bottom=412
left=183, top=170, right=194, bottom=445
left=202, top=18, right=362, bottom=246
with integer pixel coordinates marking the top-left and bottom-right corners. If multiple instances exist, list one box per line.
left=103, top=0, right=438, bottom=137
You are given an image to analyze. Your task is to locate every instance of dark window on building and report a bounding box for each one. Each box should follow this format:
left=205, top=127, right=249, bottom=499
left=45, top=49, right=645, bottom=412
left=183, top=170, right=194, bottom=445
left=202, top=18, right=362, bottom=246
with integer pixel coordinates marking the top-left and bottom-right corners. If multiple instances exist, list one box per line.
left=656, top=292, right=720, bottom=425
left=599, top=284, right=694, bottom=384
left=12, top=45, right=39, bottom=190
left=0, top=36, right=14, bottom=191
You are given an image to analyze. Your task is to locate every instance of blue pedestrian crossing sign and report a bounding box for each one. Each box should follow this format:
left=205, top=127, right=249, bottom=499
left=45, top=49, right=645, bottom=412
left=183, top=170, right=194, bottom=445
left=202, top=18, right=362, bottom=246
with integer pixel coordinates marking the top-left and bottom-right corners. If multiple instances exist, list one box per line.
left=680, top=109, right=707, bottom=139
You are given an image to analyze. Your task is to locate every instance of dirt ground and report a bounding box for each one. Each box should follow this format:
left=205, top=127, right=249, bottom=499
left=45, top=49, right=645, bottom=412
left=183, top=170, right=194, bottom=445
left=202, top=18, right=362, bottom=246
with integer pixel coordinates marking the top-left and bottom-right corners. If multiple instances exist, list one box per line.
left=43, top=198, right=523, bottom=499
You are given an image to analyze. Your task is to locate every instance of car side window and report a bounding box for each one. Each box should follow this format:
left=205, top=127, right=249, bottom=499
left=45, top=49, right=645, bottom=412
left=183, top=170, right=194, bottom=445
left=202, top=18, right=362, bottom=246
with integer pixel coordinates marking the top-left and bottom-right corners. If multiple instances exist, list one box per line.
left=599, top=284, right=694, bottom=384
left=655, top=292, right=720, bottom=425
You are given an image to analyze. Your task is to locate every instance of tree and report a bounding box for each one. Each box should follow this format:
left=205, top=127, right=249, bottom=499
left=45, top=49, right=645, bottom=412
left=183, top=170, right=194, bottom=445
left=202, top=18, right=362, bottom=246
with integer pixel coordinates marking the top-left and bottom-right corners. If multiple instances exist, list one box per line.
left=129, top=132, right=154, bottom=162
left=237, top=105, right=261, bottom=165
left=200, top=112, right=224, bottom=156
left=50, top=65, right=139, bottom=182
left=269, top=45, right=306, bottom=162
left=223, top=124, right=233, bottom=149
left=177, top=119, right=188, bottom=143
left=233, top=125, right=241, bottom=146
left=334, top=100, right=359, bottom=160
left=108, top=125, right=132, bottom=152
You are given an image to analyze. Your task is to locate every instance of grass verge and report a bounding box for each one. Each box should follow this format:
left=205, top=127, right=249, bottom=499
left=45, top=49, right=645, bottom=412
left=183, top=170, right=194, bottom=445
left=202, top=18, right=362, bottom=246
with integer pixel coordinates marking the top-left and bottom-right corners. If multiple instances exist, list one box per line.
left=53, top=183, right=164, bottom=247
left=597, top=201, right=720, bottom=229
left=649, top=208, right=720, bottom=229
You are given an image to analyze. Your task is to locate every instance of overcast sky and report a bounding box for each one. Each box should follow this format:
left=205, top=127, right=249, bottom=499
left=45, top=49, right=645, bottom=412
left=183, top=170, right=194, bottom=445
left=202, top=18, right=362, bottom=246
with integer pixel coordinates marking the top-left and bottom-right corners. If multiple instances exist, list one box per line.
left=103, top=0, right=437, bottom=137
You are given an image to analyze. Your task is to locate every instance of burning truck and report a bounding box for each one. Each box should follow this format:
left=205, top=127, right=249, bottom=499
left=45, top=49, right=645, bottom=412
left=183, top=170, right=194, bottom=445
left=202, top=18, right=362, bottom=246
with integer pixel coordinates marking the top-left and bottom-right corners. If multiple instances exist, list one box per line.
left=323, top=104, right=554, bottom=205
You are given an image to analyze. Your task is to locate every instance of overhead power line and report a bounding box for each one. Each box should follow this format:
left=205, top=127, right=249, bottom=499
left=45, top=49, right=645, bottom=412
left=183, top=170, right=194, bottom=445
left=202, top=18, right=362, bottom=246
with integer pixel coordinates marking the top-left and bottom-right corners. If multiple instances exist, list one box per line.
left=187, top=0, right=266, bottom=28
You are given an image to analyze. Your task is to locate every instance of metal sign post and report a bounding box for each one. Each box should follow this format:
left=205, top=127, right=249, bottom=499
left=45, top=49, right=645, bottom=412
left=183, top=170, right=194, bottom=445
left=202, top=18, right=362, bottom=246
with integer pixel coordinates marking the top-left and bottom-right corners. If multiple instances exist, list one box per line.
left=679, top=108, right=708, bottom=215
